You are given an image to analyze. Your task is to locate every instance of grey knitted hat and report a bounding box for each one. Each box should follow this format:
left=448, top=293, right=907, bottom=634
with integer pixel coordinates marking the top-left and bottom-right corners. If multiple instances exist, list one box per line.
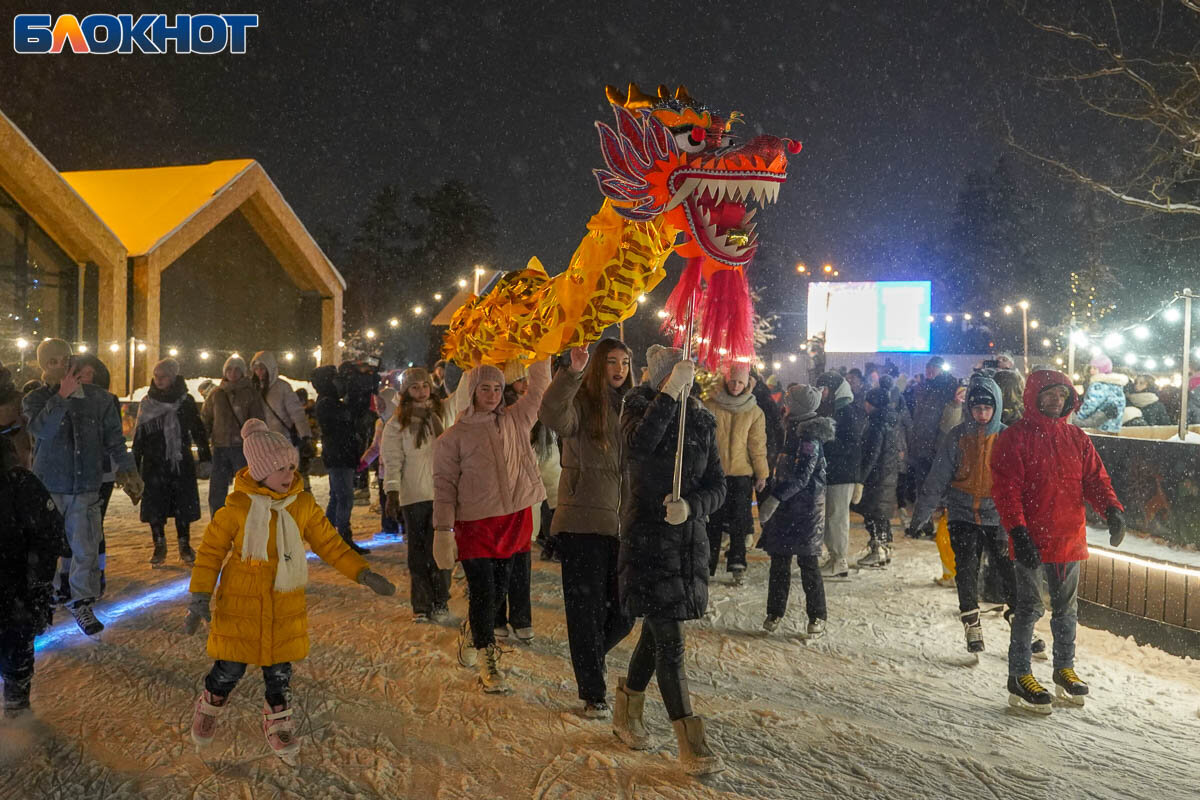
left=646, top=344, right=685, bottom=390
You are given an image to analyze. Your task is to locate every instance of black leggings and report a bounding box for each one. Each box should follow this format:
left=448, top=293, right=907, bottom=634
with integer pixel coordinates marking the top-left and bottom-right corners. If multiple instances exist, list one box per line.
left=401, top=501, right=450, bottom=616
left=0, top=628, right=35, bottom=710
left=461, top=557, right=513, bottom=649
left=947, top=521, right=1015, bottom=614
left=205, top=659, right=292, bottom=706
left=625, top=617, right=692, bottom=721
left=766, top=554, right=826, bottom=620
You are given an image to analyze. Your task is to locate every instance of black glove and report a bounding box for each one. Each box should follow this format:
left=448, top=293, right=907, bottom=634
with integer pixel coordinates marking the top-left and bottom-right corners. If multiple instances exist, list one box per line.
left=1008, top=525, right=1041, bottom=570
left=1107, top=506, right=1125, bottom=547
left=300, top=437, right=316, bottom=459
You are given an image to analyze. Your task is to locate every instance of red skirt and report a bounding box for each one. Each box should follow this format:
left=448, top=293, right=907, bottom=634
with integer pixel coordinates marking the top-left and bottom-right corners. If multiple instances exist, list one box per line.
left=454, top=507, right=533, bottom=561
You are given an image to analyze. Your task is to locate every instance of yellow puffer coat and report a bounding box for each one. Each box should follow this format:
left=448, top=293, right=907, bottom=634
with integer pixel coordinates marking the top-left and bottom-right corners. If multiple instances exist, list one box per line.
left=189, top=468, right=369, bottom=666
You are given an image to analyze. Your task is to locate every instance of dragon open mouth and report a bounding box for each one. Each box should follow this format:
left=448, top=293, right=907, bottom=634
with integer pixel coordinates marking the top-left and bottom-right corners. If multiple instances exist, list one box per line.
left=666, top=171, right=785, bottom=267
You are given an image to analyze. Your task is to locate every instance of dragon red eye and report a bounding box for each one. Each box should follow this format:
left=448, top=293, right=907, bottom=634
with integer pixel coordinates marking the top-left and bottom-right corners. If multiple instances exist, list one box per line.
left=690, top=126, right=706, bottom=143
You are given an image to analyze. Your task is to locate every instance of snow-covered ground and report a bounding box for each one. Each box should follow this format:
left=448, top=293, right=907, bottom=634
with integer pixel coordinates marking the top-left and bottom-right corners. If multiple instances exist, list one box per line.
left=2, top=478, right=1198, bottom=799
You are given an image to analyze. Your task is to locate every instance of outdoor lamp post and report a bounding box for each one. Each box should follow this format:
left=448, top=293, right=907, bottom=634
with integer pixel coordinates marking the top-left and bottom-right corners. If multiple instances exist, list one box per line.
left=1180, top=289, right=1195, bottom=440
left=1018, top=300, right=1031, bottom=374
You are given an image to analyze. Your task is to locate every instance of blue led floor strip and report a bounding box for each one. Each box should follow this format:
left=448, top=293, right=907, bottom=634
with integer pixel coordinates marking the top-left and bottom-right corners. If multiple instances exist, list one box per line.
left=35, top=532, right=404, bottom=653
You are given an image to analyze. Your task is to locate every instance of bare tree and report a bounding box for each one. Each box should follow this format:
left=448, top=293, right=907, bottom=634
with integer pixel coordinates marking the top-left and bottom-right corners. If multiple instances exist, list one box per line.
left=1004, top=0, right=1200, bottom=215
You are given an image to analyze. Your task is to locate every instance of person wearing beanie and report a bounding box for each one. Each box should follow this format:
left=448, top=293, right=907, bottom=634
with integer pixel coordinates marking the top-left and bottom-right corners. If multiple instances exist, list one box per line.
left=22, top=340, right=142, bottom=636
left=905, top=358, right=963, bottom=539
left=703, top=361, right=768, bottom=585
left=1074, top=355, right=1128, bottom=434
left=381, top=367, right=454, bottom=623
left=908, top=374, right=1045, bottom=660
left=432, top=358, right=552, bottom=693
left=201, top=355, right=266, bottom=515
left=133, top=358, right=211, bottom=567
left=853, top=384, right=903, bottom=567
left=812, top=371, right=866, bottom=578
left=757, top=385, right=835, bottom=637
left=538, top=339, right=637, bottom=718
left=185, top=418, right=395, bottom=763
left=614, top=346, right=727, bottom=777
left=502, top=360, right=529, bottom=398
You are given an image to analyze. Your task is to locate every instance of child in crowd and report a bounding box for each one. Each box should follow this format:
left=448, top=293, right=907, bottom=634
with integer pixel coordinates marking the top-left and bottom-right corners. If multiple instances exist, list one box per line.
left=757, top=385, right=834, bottom=636
left=185, top=419, right=395, bottom=763
left=382, top=368, right=452, bottom=623
left=0, top=436, right=70, bottom=718
left=432, top=359, right=550, bottom=694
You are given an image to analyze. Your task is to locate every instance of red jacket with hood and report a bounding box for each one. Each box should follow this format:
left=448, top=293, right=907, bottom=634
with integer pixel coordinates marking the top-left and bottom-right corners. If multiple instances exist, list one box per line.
left=990, top=370, right=1121, bottom=564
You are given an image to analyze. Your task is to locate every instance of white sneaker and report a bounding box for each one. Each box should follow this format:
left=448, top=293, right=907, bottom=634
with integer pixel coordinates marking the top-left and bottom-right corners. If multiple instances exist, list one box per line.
left=494, top=625, right=511, bottom=640
left=514, top=627, right=534, bottom=642
left=822, top=557, right=849, bottom=578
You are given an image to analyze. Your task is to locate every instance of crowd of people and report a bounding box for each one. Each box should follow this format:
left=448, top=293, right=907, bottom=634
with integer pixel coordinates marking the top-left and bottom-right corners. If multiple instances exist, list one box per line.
left=0, top=334, right=1131, bottom=774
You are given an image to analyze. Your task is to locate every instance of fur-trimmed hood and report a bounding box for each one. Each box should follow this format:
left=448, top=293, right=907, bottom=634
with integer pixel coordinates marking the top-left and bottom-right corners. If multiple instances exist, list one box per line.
left=791, top=414, right=835, bottom=443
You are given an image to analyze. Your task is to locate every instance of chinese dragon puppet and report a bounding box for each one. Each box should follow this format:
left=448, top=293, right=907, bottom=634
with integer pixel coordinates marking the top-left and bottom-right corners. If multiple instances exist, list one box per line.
left=442, top=82, right=800, bottom=369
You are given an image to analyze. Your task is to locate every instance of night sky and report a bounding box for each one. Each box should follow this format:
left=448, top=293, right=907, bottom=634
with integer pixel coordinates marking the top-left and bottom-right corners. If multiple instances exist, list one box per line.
left=3, top=1, right=1195, bottom=350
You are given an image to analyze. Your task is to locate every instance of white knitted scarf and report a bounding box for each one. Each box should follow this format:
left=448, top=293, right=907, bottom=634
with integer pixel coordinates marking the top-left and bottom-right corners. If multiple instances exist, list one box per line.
left=242, top=493, right=308, bottom=593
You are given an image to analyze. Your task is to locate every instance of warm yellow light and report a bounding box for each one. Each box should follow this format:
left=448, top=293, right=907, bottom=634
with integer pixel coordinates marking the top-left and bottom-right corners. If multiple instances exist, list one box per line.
left=457, top=278, right=468, bottom=288
left=168, top=347, right=179, bottom=357
left=637, top=294, right=648, bottom=304
left=963, top=313, right=972, bottom=321
left=656, top=309, right=669, bottom=319
left=412, top=305, right=424, bottom=316
left=199, top=350, right=210, bottom=360
left=823, top=264, right=832, bottom=273
left=284, top=352, right=294, bottom=362
left=388, top=318, right=399, bottom=328
left=77, top=344, right=88, bottom=353
left=433, top=293, right=443, bottom=302
left=136, top=342, right=147, bottom=352
left=1004, top=305, right=1013, bottom=314
left=796, top=263, right=806, bottom=273
left=1018, top=300, right=1030, bottom=310
left=15, top=338, right=29, bottom=351
left=365, top=329, right=377, bottom=339
left=788, top=354, right=798, bottom=363
left=1029, top=320, right=1040, bottom=329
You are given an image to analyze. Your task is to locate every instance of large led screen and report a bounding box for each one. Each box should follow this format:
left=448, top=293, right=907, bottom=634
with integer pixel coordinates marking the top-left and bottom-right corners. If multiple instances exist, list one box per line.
left=807, top=281, right=932, bottom=353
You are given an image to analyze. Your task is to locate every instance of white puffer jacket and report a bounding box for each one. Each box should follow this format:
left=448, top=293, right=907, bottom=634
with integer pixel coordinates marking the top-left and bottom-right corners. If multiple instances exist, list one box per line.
left=380, top=406, right=452, bottom=506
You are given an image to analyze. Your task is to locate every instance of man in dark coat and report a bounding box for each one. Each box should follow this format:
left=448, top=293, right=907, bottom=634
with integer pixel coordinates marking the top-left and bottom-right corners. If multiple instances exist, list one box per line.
left=615, top=345, right=726, bottom=776
left=749, top=370, right=785, bottom=504
left=0, top=435, right=70, bottom=717
left=312, top=365, right=370, bottom=554
left=853, top=387, right=902, bottom=567
left=906, top=356, right=963, bottom=537
left=814, top=372, right=866, bottom=578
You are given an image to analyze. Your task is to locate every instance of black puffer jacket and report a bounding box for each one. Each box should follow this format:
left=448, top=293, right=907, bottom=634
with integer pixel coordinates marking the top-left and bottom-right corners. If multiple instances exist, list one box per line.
left=750, top=376, right=785, bottom=468
left=618, top=386, right=725, bottom=621
left=758, top=415, right=835, bottom=557
left=0, top=455, right=70, bottom=634
left=854, top=406, right=902, bottom=520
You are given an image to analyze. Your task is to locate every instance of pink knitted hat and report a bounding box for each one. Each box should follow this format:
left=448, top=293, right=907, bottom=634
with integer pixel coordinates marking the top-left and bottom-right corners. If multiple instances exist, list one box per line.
left=241, top=418, right=298, bottom=481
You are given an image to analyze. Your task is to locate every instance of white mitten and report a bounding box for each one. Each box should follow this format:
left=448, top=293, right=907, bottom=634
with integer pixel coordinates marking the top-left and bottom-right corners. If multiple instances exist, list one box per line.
left=660, top=360, right=696, bottom=400
left=663, top=495, right=691, bottom=525
left=433, top=529, right=458, bottom=570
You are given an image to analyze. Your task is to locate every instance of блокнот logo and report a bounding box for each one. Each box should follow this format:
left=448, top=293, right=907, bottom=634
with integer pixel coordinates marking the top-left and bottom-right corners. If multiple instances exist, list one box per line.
left=13, top=14, right=258, bottom=54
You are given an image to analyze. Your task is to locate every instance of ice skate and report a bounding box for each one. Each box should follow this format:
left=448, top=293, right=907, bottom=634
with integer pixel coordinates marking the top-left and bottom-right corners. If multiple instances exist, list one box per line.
left=262, top=702, right=301, bottom=764
left=762, top=615, right=782, bottom=633
left=1007, top=674, right=1053, bottom=715
left=430, top=604, right=451, bottom=624
left=857, top=541, right=888, bottom=568
left=457, top=620, right=477, bottom=667
left=582, top=700, right=610, bottom=719
left=961, top=609, right=985, bottom=653
left=612, top=677, right=651, bottom=750
left=412, top=612, right=430, bottom=624
left=177, top=535, right=195, bottom=565
left=494, top=624, right=511, bottom=640
left=514, top=626, right=534, bottom=642
left=190, top=690, right=227, bottom=747
left=822, top=557, right=850, bottom=579
left=69, top=602, right=104, bottom=636
left=729, top=567, right=746, bottom=587
left=1052, top=668, right=1088, bottom=706
left=672, top=715, right=725, bottom=776
left=805, top=618, right=826, bottom=639
left=149, top=532, right=167, bottom=566
left=478, top=644, right=510, bottom=693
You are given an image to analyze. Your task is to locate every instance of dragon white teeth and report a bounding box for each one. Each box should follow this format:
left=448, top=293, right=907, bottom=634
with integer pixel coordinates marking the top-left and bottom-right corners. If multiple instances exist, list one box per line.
left=745, top=222, right=757, bottom=236
left=667, top=177, right=701, bottom=211
left=743, top=208, right=757, bottom=223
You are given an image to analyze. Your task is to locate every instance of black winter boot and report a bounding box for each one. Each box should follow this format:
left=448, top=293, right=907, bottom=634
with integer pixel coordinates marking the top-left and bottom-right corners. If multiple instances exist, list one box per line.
left=150, top=530, right=168, bottom=566
left=177, top=532, right=195, bottom=565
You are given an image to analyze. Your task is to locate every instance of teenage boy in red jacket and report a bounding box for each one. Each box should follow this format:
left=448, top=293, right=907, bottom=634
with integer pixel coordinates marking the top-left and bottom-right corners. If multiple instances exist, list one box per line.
left=991, top=370, right=1124, bottom=714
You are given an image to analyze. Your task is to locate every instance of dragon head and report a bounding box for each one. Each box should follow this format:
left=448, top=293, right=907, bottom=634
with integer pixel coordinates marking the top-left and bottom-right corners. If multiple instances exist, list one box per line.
left=594, top=82, right=799, bottom=278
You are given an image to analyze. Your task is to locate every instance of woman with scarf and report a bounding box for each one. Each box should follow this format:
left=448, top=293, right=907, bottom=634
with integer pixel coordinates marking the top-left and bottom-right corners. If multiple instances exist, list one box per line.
left=133, top=358, right=211, bottom=566
left=703, top=362, right=768, bottom=585
left=382, top=368, right=452, bottom=623
left=538, top=339, right=636, bottom=717
left=432, top=358, right=551, bottom=694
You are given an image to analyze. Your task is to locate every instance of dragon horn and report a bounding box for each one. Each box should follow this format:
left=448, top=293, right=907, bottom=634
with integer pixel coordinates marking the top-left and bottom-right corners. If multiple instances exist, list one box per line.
left=674, top=85, right=695, bottom=105
left=657, top=84, right=672, bottom=101
left=624, top=82, right=657, bottom=109
left=605, top=85, right=627, bottom=106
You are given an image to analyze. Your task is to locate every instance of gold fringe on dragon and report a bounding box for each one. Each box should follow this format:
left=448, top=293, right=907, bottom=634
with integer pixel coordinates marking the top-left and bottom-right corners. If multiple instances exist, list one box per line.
left=441, top=83, right=801, bottom=369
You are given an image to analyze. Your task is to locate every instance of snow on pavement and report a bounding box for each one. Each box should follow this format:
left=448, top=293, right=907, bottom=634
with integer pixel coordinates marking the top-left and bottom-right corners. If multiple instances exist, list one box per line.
left=1, top=478, right=1197, bottom=799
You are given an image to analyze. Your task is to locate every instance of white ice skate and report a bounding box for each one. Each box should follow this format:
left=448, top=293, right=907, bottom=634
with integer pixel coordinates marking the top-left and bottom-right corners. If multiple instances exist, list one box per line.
left=262, top=702, right=301, bottom=765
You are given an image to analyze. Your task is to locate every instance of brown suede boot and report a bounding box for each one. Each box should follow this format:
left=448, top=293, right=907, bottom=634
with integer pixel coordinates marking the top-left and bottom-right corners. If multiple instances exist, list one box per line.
left=672, top=715, right=725, bottom=776
left=612, top=677, right=651, bottom=750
